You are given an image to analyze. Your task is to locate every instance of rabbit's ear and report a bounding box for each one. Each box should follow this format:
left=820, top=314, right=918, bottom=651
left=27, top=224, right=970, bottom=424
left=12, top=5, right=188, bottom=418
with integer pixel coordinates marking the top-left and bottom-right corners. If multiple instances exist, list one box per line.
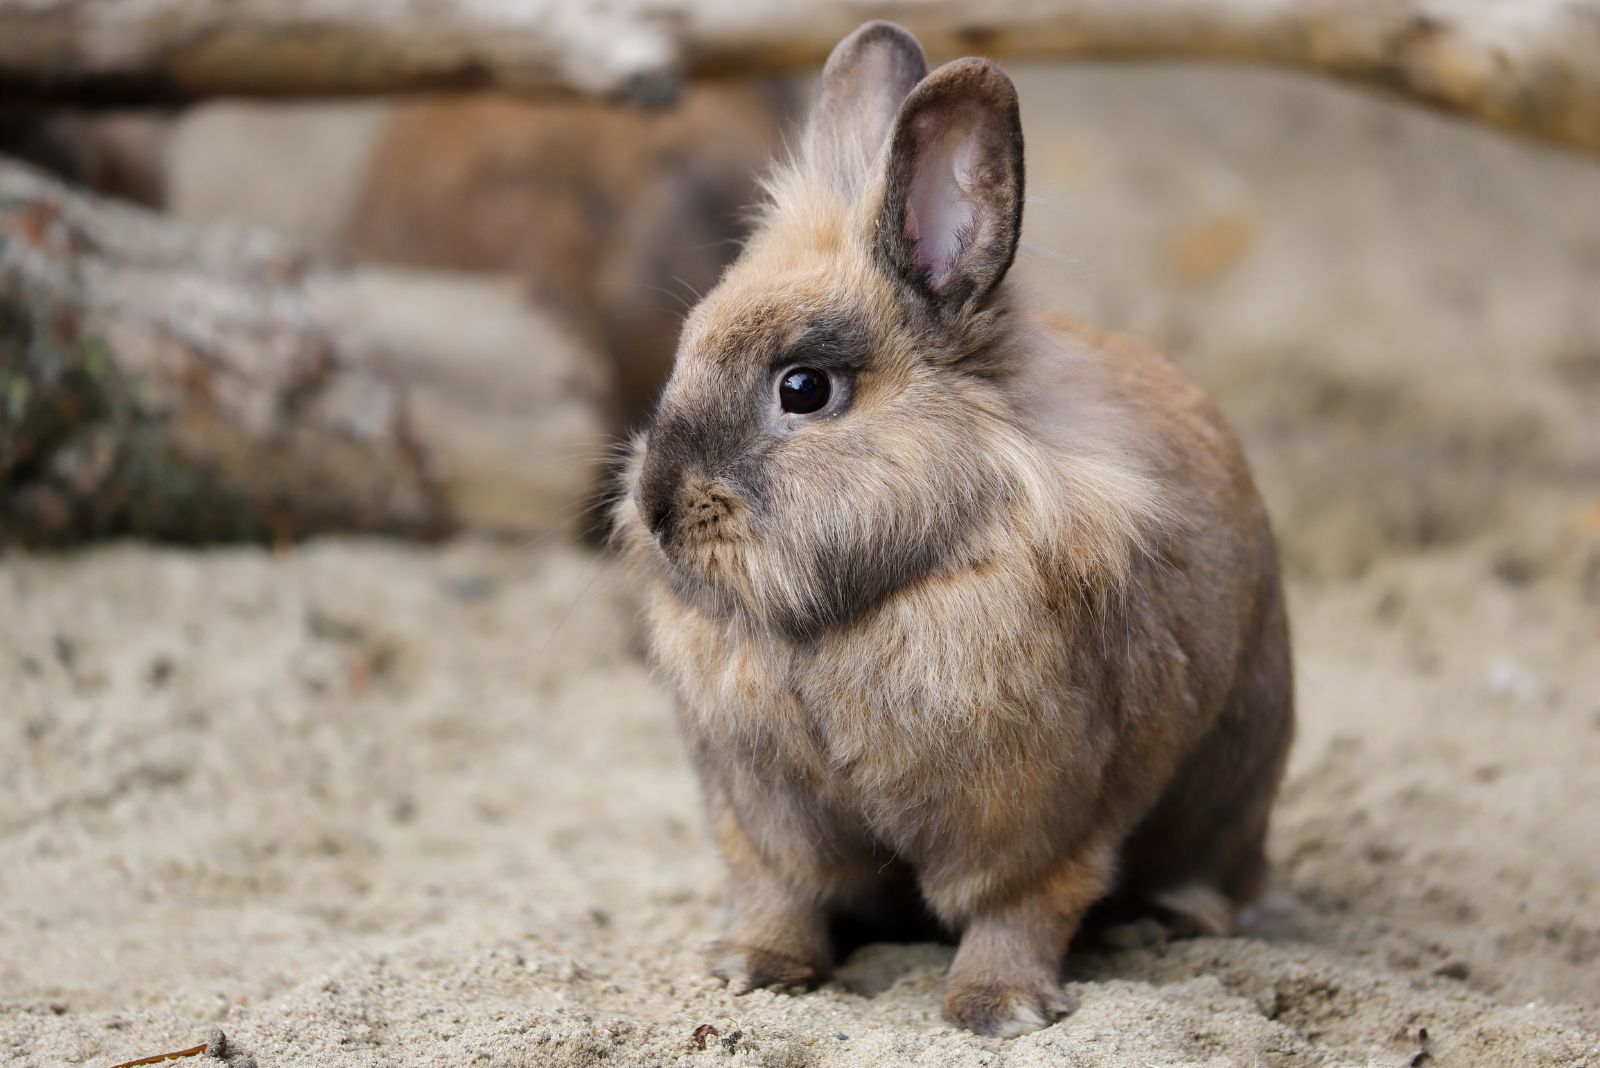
left=876, top=58, right=1024, bottom=319
left=804, top=21, right=927, bottom=196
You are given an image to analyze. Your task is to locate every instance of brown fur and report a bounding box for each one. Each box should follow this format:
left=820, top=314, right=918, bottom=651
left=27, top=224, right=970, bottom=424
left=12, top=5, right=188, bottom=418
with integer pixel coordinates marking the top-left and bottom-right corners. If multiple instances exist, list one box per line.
left=345, top=85, right=790, bottom=434
left=614, top=22, right=1293, bottom=1038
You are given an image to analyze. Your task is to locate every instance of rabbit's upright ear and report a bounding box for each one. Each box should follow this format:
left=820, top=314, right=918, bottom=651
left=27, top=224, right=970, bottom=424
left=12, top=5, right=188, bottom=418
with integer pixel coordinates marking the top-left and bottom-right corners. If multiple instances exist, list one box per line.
left=804, top=21, right=927, bottom=196
left=876, top=59, right=1025, bottom=320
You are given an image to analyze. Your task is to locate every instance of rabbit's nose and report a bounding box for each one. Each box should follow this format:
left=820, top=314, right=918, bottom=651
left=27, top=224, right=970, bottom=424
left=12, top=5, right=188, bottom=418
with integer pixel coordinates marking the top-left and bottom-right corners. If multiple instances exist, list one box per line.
left=637, top=446, right=682, bottom=540
left=648, top=497, right=677, bottom=537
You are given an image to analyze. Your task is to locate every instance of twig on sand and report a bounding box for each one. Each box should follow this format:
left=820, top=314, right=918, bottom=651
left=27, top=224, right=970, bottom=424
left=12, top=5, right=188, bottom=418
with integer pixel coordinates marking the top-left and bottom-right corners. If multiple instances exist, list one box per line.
left=107, top=1045, right=206, bottom=1068
left=108, top=1028, right=227, bottom=1068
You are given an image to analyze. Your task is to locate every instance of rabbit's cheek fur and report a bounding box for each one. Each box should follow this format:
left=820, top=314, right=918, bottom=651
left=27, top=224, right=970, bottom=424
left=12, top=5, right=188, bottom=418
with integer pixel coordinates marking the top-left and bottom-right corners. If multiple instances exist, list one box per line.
left=632, top=318, right=1011, bottom=640
left=636, top=422, right=1001, bottom=643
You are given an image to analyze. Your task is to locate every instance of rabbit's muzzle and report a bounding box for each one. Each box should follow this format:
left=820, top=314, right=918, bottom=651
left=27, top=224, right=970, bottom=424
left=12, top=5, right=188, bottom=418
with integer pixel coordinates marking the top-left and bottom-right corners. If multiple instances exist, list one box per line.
left=640, top=458, right=743, bottom=552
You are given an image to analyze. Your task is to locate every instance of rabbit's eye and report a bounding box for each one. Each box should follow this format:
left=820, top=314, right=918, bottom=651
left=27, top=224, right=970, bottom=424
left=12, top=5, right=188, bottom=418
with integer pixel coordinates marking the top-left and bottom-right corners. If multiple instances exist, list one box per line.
left=779, top=368, right=831, bottom=414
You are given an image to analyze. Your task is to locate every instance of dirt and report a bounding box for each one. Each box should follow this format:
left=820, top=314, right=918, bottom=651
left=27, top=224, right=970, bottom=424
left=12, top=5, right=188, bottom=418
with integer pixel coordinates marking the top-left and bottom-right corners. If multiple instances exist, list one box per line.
left=3, top=63, right=1599, bottom=1067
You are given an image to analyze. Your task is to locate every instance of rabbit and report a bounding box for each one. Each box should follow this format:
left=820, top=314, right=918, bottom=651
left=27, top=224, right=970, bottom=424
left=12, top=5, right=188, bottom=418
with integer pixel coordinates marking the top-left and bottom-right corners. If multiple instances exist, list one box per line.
left=612, top=21, right=1293, bottom=1038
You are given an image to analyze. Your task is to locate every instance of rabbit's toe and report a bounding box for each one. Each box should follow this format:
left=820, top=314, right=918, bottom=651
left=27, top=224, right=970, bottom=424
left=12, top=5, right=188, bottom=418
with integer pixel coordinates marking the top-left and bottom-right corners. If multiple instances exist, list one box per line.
left=710, top=942, right=826, bottom=994
left=943, top=977, right=1077, bottom=1037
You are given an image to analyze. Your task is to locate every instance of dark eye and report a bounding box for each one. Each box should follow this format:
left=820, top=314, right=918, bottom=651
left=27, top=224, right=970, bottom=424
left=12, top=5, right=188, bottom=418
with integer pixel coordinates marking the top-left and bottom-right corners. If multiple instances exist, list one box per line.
left=779, top=367, right=831, bottom=414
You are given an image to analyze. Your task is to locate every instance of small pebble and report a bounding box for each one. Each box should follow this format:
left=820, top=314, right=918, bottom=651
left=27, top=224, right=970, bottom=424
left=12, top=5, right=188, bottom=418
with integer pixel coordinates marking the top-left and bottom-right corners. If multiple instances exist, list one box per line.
left=205, top=1029, right=227, bottom=1057
left=147, top=656, right=175, bottom=686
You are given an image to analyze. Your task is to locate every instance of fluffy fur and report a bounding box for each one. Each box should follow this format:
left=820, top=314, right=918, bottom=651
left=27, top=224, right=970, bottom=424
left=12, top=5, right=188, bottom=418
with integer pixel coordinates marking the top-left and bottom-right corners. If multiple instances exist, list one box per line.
left=614, top=21, right=1293, bottom=1037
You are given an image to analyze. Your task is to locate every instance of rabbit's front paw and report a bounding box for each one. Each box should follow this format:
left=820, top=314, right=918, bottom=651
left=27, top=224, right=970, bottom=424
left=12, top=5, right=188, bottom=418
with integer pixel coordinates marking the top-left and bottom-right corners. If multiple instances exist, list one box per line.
left=710, top=942, right=826, bottom=994
left=943, top=976, right=1076, bottom=1037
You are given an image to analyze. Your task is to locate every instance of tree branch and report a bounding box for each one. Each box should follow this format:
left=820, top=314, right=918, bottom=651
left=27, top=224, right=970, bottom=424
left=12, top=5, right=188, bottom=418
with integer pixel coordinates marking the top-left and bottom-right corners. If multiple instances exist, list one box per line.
left=1, top=1, right=1598, bottom=155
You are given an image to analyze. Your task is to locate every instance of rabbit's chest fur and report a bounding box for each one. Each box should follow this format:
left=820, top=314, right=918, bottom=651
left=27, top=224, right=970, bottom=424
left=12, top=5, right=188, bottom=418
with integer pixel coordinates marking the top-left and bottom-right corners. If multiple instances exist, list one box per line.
left=647, top=537, right=1194, bottom=895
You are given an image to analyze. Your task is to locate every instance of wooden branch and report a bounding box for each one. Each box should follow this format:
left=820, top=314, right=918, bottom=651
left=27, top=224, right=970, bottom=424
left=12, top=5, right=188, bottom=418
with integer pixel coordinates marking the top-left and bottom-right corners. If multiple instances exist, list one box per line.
left=0, top=156, right=607, bottom=546
left=1, top=2, right=1599, bottom=156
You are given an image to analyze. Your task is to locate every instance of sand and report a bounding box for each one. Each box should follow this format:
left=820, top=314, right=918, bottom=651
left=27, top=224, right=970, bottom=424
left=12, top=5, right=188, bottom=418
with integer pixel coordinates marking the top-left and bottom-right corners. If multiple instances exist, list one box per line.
left=4, top=64, right=1599, bottom=1067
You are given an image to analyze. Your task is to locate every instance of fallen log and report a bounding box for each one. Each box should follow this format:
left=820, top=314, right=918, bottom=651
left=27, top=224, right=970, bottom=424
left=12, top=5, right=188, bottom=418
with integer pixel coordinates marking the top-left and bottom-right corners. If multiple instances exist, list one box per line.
left=1, top=1, right=1598, bottom=156
left=0, top=157, right=608, bottom=546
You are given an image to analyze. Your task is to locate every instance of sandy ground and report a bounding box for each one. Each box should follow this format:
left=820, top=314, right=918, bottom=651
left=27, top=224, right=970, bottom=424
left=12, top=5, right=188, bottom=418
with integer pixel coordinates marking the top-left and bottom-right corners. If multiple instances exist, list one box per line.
left=4, top=65, right=1600, bottom=1067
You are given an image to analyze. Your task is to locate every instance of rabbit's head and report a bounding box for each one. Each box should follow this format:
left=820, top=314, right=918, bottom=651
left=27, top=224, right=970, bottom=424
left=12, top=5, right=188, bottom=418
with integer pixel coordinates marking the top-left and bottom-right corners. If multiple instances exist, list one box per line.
left=618, top=23, right=1069, bottom=641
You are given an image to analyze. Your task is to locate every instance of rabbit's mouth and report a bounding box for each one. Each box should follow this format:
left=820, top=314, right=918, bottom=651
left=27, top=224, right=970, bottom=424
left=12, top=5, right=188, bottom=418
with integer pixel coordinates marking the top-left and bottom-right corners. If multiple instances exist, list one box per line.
left=646, top=472, right=759, bottom=587
left=658, top=527, right=738, bottom=579
left=647, top=471, right=741, bottom=546
left=650, top=523, right=766, bottom=627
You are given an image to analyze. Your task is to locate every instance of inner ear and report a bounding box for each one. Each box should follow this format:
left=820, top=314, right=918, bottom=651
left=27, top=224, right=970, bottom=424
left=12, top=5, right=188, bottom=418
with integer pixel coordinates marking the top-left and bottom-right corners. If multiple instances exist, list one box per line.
left=905, top=111, right=981, bottom=291
left=877, top=58, right=1025, bottom=319
left=803, top=21, right=927, bottom=197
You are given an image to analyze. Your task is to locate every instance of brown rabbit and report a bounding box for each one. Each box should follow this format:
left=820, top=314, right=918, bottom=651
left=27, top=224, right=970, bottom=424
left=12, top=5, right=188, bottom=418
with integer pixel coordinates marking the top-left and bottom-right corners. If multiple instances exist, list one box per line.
left=613, top=22, right=1293, bottom=1037
left=345, top=85, right=791, bottom=436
